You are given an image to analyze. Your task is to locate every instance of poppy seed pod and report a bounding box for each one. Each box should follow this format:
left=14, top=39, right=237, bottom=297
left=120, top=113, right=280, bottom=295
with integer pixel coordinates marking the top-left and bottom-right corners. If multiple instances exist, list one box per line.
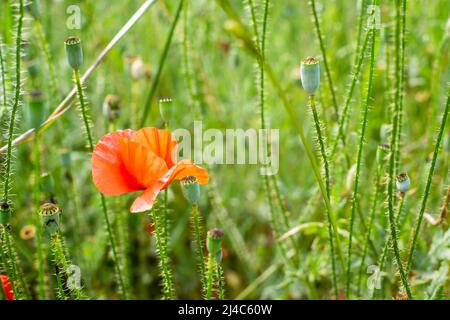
left=300, top=57, right=320, bottom=95
left=396, top=172, right=411, bottom=193
left=206, top=228, right=224, bottom=262
left=181, top=176, right=201, bottom=204
left=39, top=203, right=61, bottom=235
left=20, top=224, right=36, bottom=241
left=159, top=98, right=173, bottom=124
left=26, top=0, right=40, bottom=20
left=65, top=37, right=83, bottom=70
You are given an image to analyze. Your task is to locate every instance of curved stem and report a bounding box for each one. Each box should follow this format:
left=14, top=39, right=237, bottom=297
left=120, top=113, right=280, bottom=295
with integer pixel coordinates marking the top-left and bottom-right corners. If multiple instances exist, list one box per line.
left=405, top=88, right=449, bottom=273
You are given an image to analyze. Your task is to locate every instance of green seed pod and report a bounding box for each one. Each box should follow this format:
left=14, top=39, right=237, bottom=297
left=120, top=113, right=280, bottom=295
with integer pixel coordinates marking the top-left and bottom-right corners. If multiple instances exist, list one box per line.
left=396, top=172, right=411, bottom=193
left=181, top=176, right=201, bottom=204
left=103, top=94, right=121, bottom=123
left=65, top=37, right=83, bottom=70
left=0, top=203, right=11, bottom=225
left=376, top=143, right=390, bottom=165
left=39, top=203, right=61, bottom=235
left=25, top=90, right=47, bottom=129
left=26, top=0, right=40, bottom=20
left=159, top=98, right=173, bottom=124
left=300, top=57, right=320, bottom=95
left=206, top=228, right=224, bottom=262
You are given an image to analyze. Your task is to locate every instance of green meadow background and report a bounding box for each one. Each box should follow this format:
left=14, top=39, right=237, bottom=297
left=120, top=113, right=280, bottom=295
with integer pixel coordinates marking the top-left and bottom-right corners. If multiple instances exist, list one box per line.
left=0, top=0, right=448, bottom=299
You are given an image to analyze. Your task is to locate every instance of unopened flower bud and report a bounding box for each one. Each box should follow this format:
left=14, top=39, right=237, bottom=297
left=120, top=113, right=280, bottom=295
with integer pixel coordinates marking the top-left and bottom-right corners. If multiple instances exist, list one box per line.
left=300, top=56, right=320, bottom=95
left=181, top=176, right=201, bottom=204
left=396, top=172, right=410, bottom=193
left=159, top=98, right=173, bottom=124
left=103, top=94, right=121, bottom=123
left=65, top=37, right=83, bottom=70
left=206, top=228, right=224, bottom=262
left=39, top=203, right=61, bottom=235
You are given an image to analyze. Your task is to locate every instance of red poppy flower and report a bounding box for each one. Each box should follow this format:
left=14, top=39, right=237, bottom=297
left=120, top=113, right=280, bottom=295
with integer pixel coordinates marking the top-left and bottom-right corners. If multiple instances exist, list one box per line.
left=92, top=127, right=208, bottom=212
left=0, top=274, right=15, bottom=300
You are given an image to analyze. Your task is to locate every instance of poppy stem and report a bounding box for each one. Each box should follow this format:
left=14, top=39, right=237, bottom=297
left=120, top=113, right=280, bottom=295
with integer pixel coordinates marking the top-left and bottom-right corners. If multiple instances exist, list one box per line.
left=72, top=69, right=128, bottom=299
left=150, top=206, right=174, bottom=299
left=309, top=94, right=338, bottom=297
left=50, top=232, right=85, bottom=299
left=346, top=24, right=378, bottom=299
left=405, top=87, right=450, bottom=275
left=215, top=263, right=225, bottom=300
left=33, top=136, right=48, bottom=300
left=205, top=252, right=214, bottom=300
left=191, top=204, right=207, bottom=295
left=357, top=160, right=384, bottom=297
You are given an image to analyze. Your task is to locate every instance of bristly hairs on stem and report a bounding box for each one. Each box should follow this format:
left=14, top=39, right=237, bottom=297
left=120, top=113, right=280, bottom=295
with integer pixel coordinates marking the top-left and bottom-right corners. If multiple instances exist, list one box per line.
left=65, top=36, right=128, bottom=299
left=0, top=0, right=30, bottom=300
left=150, top=203, right=175, bottom=299
left=346, top=8, right=378, bottom=298
left=405, top=87, right=450, bottom=273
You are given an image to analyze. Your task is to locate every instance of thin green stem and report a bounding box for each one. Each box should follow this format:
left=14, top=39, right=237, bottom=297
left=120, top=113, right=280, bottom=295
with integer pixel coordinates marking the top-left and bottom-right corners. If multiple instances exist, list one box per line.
left=150, top=207, right=174, bottom=299
left=405, top=88, right=450, bottom=273
left=2, top=0, right=24, bottom=204
left=357, top=165, right=382, bottom=296
left=216, top=263, right=225, bottom=300
left=0, top=41, right=7, bottom=110
left=73, top=69, right=127, bottom=299
left=386, top=69, right=413, bottom=301
left=394, top=0, right=407, bottom=173
left=140, top=0, right=183, bottom=127
left=309, top=0, right=339, bottom=118
left=206, top=253, right=214, bottom=300
left=191, top=204, right=207, bottom=295
left=34, top=20, right=59, bottom=104
left=309, top=94, right=338, bottom=297
left=346, top=25, right=377, bottom=299
left=33, top=136, right=48, bottom=300
left=50, top=232, right=85, bottom=299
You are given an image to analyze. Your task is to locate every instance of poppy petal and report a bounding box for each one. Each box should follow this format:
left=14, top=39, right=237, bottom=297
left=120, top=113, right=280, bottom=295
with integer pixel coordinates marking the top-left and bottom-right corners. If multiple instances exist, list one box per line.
left=118, top=137, right=168, bottom=188
left=159, top=159, right=209, bottom=190
left=92, top=130, right=142, bottom=195
left=130, top=184, right=162, bottom=213
left=0, top=275, right=14, bottom=300
left=132, top=127, right=178, bottom=168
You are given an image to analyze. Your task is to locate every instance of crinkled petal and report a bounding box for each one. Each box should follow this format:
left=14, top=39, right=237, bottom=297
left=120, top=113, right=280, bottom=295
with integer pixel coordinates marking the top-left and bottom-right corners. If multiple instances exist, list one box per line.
left=92, top=130, right=141, bottom=195
left=132, top=127, right=178, bottom=168
left=118, top=137, right=168, bottom=188
left=159, top=159, right=209, bottom=190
